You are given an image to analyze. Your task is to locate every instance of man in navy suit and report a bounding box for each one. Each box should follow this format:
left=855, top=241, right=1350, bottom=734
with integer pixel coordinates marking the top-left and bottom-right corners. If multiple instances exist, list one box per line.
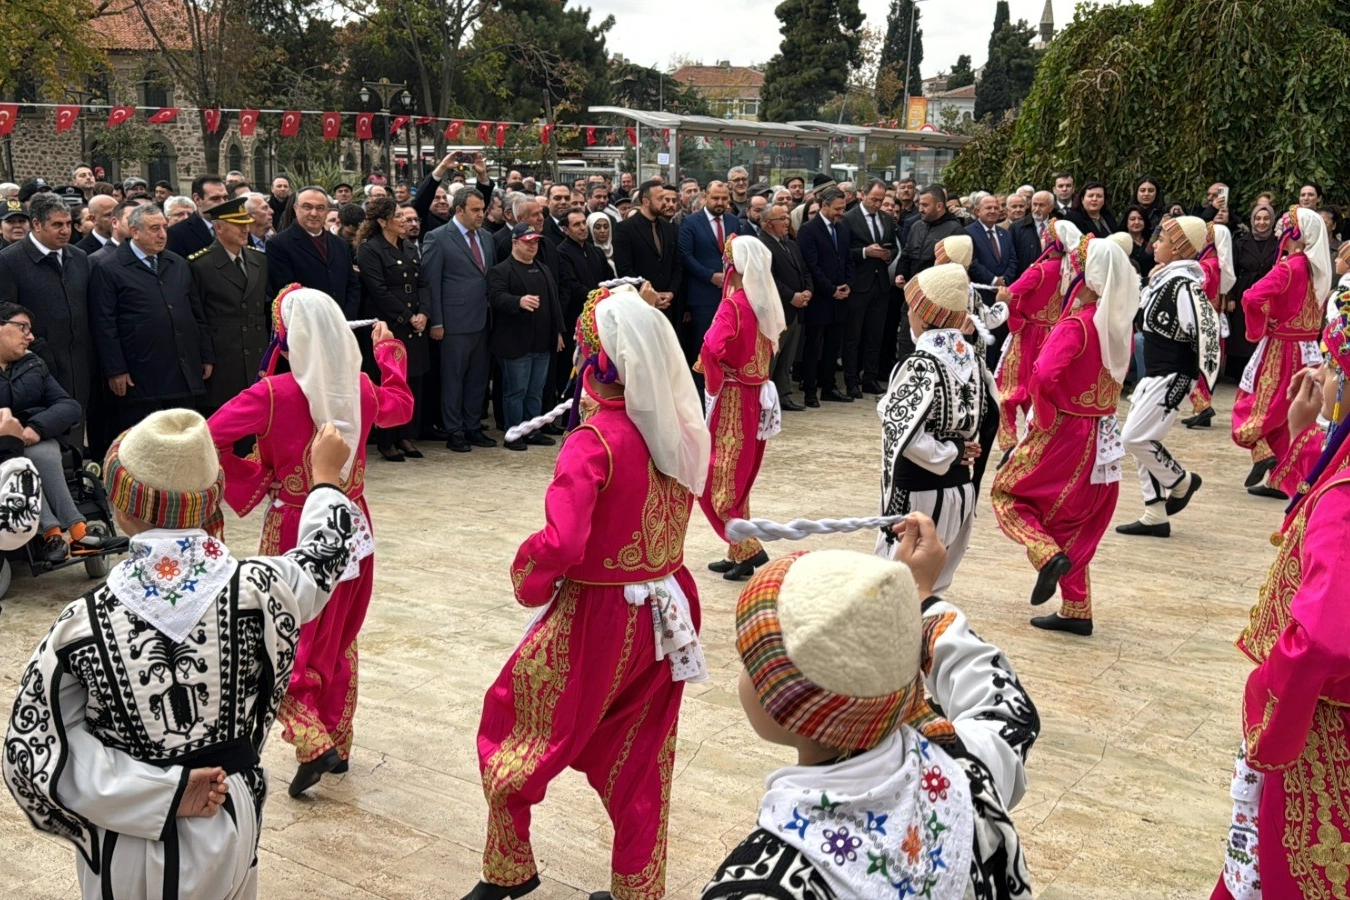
left=841, top=179, right=897, bottom=396
left=796, top=187, right=854, bottom=406
left=966, top=195, right=1018, bottom=367
left=165, top=174, right=228, bottom=259
left=678, top=180, right=746, bottom=360
left=264, top=186, right=361, bottom=318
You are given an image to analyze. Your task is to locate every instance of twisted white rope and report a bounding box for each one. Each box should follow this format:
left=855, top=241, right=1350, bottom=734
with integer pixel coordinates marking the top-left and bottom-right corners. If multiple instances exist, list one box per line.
left=346, top=318, right=379, bottom=329
left=726, top=515, right=908, bottom=543
left=505, top=398, right=574, bottom=442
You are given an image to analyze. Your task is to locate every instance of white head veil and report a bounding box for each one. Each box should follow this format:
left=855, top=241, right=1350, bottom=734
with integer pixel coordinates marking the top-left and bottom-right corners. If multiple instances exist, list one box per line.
left=1295, top=206, right=1332, bottom=298
left=1213, top=224, right=1236, bottom=294
left=1083, top=238, right=1139, bottom=384
left=731, top=236, right=787, bottom=351
left=595, top=291, right=711, bottom=494
left=279, top=288, right=363, bottom=479
left=1054, top=219, right=1083, bottom=296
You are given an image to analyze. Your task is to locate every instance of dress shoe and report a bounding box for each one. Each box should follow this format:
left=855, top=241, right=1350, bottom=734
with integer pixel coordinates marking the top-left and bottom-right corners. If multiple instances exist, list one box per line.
left=708, top=558, right=736, bottom=573
left=1030, top=614, right=1093, bottom=636
left=460, top=876, right=541, bottom=900
left=1248, top=484, right=1289, bottom=500
left=427, top=424, right=450, bottom=440
left=35, top=535, right=68, bottom=564
left=997, top=447, right=1014, bottom=470
left=781, top=399, right=806, bottom=412
left=804, top=394, right=820, bottom=408
left=862, top=379, right=884, bottom=395
left=466, top=431, right=498, bottom=448
left=504, top=438, right=527, bottom=451
left=525, top=433, right=556, bottom=446
left=1164, top=473, right=1202, bottom=516
left=1030, top=552, right=1071, bottom=606
left=446, top=435, right=471, bottom=453
left=723, top=549, right=770, bottom=581
left=331, top=757, right=349, bottom=774
left=1245, top=457, right=1277, bottom=488
left=288, top=747, right=340, bottom=797
left=377, top=445, right=405, bottom=462
left=820, top=389, right=853, bottom=403
left=541, top=423, right=565, bottom=436
left=398, top=442, right=425, bottom=459
left=1182, top=408, right=1215, bottom=429
left=847, top=385, right=864, bottom=399
left=1115, top=519, right=1171, bottom=538
left=589, top=894, right=614, bottom=900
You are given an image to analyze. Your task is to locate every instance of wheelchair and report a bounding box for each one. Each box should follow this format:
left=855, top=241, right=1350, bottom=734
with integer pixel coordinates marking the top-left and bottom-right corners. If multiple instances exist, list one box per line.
left=1, top=442, right=130, bottom=600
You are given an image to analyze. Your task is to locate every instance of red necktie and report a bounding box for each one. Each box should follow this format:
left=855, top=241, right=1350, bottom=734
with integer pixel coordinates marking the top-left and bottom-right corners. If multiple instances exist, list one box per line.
left=467, top=230, right=484, bottom=271
left=713, top=215, right=724, bottom=252
left=988, top=228, right=1001, bottom=262
left=309, top=233, right=329, bottom=261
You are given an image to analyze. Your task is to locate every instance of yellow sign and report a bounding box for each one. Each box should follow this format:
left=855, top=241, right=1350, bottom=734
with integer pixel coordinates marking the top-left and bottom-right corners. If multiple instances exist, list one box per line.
left=905, top=97, right=928, bottom=131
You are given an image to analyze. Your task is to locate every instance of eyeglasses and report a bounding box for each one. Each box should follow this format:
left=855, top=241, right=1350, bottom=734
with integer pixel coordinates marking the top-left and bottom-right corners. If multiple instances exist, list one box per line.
left=297, top=203, right=329, bottom=213
left=1, top=320, right=32, bottom=335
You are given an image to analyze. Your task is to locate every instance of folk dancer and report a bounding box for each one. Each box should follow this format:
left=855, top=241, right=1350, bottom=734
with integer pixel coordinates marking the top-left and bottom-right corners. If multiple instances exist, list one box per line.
left=1182, top=223, right=1236, bottom=428
left=993, top=219, right=1082, bottom=456
left=698, top=234, right=786, bottom=580
left=702, top=526, right=1037, bottom=898
left=207, top=286, right=413, bottom=796
left=992, top=236, right=1138, bottom=636
left=3, top=411, right=359, bottom=899
left=1212, top=300, right=1350, bottom=900
left=875, top=263, right=990, bottom=597
left=465, top=284, right=711, bottom=900
left=1115, top=216, right=1221, bottom=537
left=1233, top=207, right=1331, bottom=496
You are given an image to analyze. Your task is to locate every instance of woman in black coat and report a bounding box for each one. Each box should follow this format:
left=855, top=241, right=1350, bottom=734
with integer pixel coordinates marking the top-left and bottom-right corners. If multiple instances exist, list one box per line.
left=1132, top=176, right=1166, bottom=236
left=1228, top=203, right=1280, bottom=378
left=356, top=196, right=430, bottom=461
left=1067, top=180, right=1118, bottom=238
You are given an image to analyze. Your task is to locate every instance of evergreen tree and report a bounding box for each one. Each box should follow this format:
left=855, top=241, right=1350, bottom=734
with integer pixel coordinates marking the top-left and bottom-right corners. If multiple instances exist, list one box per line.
left=975, top=0, right=1040, bottom=123
left=947, top=54, right=975, bottom=89
left=760, top=0, right=864, bottom=122
left=877, top=0, right=924, bottom=101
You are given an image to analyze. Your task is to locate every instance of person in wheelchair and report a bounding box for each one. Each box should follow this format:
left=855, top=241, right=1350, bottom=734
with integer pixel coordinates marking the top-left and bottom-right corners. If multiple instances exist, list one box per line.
left=0, top=302, right=98, bottom=562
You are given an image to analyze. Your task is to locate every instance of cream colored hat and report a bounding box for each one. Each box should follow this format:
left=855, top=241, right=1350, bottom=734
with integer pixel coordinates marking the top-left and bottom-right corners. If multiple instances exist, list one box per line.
left=934, top=234, right=973, bottom=268
left=1105, top=231, right=1133, bottom=257
left=1163, top=215, right=1209, bottom=259
left=117, top=409, right=220, bottom=491
left=904, top=262, right=970, bottom=329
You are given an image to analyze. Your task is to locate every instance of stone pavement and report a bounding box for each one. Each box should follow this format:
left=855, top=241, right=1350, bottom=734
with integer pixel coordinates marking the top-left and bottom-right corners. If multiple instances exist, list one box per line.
left=1, top=384, right=1275, bottom=898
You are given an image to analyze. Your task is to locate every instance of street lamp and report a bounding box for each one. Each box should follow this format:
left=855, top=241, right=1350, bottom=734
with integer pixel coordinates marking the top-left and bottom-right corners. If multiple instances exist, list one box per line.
left=359, top=77, right=412, bottom=181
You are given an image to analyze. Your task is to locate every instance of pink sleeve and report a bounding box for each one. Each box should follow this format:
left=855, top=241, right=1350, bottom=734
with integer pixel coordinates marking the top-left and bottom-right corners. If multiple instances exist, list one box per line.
left=371, top=338, right=414, bottom=429
left=207, top=378, right=275, bottom=517
left=1029, top=316, right=1086, bottom=409
left=509, top=425, right=612, bottom=606
left=1005, top=264, right=1046, bottom=333
left=1243, top=482, right=1350, bottom=769
left=1274, top=424, right=1324, bottom=497
left=1200, top=256, right=1221, bottom=303
left=699, top=300, right=739, bottom=396
left=1242, top=260, right=1290, bottom=342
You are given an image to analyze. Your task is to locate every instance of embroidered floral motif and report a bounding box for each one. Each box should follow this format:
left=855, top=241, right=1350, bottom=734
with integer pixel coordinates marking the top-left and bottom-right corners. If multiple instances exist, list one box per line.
left=108, top=533, right=237, bottom=643
left=922, top=767, right=951, bottom=802
left=154, top=557, right=182, bottom=580
left=822, top=827, right=863, bottom=865
left=901, top=825, right=922, bottom=864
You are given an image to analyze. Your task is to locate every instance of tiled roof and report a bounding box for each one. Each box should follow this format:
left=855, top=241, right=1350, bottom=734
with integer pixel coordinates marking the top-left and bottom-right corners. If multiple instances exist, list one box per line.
left=92, top=0, right=195, bottom=52
left=673, top=65, right=765, bottom=88
left=930, top=84, right=977, bottom=100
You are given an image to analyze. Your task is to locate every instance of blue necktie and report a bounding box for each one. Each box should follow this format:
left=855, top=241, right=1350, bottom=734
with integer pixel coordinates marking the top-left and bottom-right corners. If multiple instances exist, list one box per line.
left=146, top=255, right=158, bottom=274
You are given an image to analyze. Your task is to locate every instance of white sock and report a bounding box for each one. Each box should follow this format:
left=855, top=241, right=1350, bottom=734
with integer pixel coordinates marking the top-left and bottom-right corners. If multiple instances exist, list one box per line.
left=1172, top=472, right=1192, bottom=497
left=1141, top=503, right=1169, bottom=526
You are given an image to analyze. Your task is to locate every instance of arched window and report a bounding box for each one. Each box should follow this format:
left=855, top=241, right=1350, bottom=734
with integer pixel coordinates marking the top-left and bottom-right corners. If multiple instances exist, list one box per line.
left=227, top=142, right=243, bottom=173
left=147, top=140, right=176, bottom=188
left=142, top=70, right=171, bottom=109
left=344, top=149, right=357, bottom=172
left=252, top=144, right=268, bottom=188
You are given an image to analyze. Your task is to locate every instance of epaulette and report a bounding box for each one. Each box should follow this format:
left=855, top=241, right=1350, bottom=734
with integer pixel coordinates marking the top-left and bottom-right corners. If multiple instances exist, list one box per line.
left=245, top=244, right=264, bottom=251
left=188, top=246, right=212, bottom=261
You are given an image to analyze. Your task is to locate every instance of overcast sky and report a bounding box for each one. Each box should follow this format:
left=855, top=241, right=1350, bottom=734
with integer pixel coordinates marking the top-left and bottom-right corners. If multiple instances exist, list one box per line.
left=594, top=1, right=1143, bottom=77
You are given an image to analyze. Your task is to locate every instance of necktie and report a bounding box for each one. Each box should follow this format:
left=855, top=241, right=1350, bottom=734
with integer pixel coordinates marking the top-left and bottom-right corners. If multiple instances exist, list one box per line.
left=1038, top=220, right=1047, bottom=245
left=713, top=215, right=724, bottom=252
left=467, top=230, right=484, bottom=271
left=309, top=233, right=328, bottom=261
left=652, top=219, right=662, bottom=255
left=236, top=255, right=247, bottom=280
left=50, top=251, right=62, bottom=272
left=989, top=228, right=1001, bottom=262
left=870, top=214, right=881, bottom=244
left=146, top=255, right=158, bottom=275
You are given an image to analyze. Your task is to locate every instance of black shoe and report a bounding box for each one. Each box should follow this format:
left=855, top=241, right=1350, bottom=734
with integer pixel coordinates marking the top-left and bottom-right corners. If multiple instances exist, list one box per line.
left=35, top=535, right=68, bottom=563
left=447, top=435, right=471, bottom=453
left=820, top=389, right=853, bottom=403
left=525, top=433, right=556, bottom=446
left=377, top=445, right=406, bottom=462
left=862, top=379, right=884, bottom=395
left=427, top=424, right=451, bottom=441
left=804, top=394, right=820, bottom=408
left=708, top=558, right=736, bottom=573
left=1165, top=473, right=1202, bottom=516
left=1115, top=519, right=1171, bottom=538
left=589, top=894, right=614, bottom=900
left=541, top=423, right=565, bottom=436
left=460, top=876, right=541, bottom=900
left=997, top=447, right=1014, bottom=470
left=1030, top=552, right=1071, bottom=606
left=399, top=443, right=425, bottom=459
left=288, top=748, right=340, bottom=798
left=466, top=431, right=498, bottom=448
left=847, top=385, right=864, bottom=399
left=781, top=399, right=806, bottom=412
left=1248, top=484, right=1289, bottom=500
left=1030, top=613, right=1093, bottom=636
left=504, top=438, right=527, bottom=451
left=723, top=549, right=770, bottom=581
left=331, top=758, right=349, bottom=774
left=1182, top=408, right=1215, bottom=429
left=1245, top=457, right=1277, bottom=488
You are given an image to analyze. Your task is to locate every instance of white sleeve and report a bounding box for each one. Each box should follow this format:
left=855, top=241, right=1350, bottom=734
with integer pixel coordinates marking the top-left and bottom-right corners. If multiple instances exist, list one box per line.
left=980, top=300, right=1010, bottom=329
left=903, top=431, right=960, bottom=473
left=0, top=455, right=41, bottom=551
left=922, top=599, right=1039, bottom=809
left=883, top=356, right=958, bottom=475
left=252, top=485, right=359, bottom=625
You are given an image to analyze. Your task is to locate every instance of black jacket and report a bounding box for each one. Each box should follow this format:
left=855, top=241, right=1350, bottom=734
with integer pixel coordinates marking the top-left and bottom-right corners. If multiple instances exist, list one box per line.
left=556, top=237, right=611, bottom=326
left=842, top=205, right=897, bottom=293
left=0, top=238, right=95, bottom=414
left=901, top=214, right=966, bottom=280
left=1066, top=209, right=1118, bottom=240
left=796, top=213, right=854, bottom=326
left=487, top=256, right=565, bottom=360
left=166, top=213, right=214, bottom=259
left=89, top=242, right=211, bottom=401
left=612, top=212, right=683, bottom=328
left=74, top=232, right=110, bottom=255
left=1008, top=216, right=1045, bottom=279
left=357, top=233, right=432, bottom=377
left=264, top=223, right=362, bottom=317
left=757, top=232, right=809, bottom=326
left=188, top=242, right=271, bottom=410
left=0, top=353, right=81, bottom=439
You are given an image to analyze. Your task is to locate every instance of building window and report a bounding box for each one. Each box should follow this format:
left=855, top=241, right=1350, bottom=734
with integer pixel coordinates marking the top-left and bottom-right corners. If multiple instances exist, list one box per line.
left=227, top=143, right=243, bottom=173
left=147, top=140, right=176, bottom=188
left=142, top=71, right=171, bottom=109
left=252, top=144, right=268, bottom=187
left=740, top=99, right=759, bottom=117
left=344, top=149, right=357, bottom=171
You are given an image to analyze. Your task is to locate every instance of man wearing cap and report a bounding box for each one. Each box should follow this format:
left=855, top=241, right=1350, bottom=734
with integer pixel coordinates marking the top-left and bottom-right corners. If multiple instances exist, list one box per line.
left=121, top=176, right=149, bottom=199
left=487, top=223, right=565, bottom=451
left=167, top=174, right=228, bottom=259
left=333, top=182, right=354, bottom=206
left=188, top=196, right=270, bottom=413
left=0, top=200, right=30, bottom=249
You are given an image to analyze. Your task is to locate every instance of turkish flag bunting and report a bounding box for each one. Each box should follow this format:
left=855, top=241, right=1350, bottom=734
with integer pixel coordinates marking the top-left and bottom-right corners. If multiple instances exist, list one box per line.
left=279, top=110, right=301, bottom=137
left=0, top=104, right=17, bottom=136
left=322, top=112, right=341, bottom=140
left=106, top=106, right=136, bottom=128
left=415, top=116, right=435, bottom=127
left=203, top=108, right=222, bottom=133
left=239, top=109, right=260, bottom=136
left=494, top=122, right=508, bottom=148
left=147, top=107, right=178, bottom=124
left=55, top=105, right=80, bottom=133
left=355, top=113, right=374, bottom=140
left=540, top=123, right=554, bottom=145
left=476, top=121, right=491, bottom=143
left=626, top=126, right=637, bottom=146
left=889, top=119, right=899, bottom=128
left=390, top=114, right=411, bottom=135
left=444, top=119, right=463, bottom=140
left=661, top=128, right=669, bottom=145
left=585, top=126, right=596, bottom=146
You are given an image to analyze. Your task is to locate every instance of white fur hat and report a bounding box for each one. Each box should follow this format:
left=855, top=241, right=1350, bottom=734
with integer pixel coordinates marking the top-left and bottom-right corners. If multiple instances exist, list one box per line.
left=1163, top=215, right=1210, bottom=259
left=117, top=409, right=220, bottom=492
left=935, top=234, right=973, bottom=268
left=1104, top=231, right=1134, bottom=257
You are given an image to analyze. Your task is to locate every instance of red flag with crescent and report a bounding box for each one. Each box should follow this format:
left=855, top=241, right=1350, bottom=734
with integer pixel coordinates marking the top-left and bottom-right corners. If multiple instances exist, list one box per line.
left=415, top=116, right=435, bottom=127
left=279, top=110, right=301, bottom=137
left=0, top=104, right=17, bottom=136
left=355, top=113, right=374, bottom=140
left=390, top=114, right=411, bottom=135
left=203, top=108, right=222, bottom=133
left=585, top=126, right=596, bottom=146
left=626, top=126, right=636, bottom=146
left=106, top=106, right=135, bottom=128
left=476, top=121, right=491, bottom=144
left=444, top=119, right=463, bottom=140
left=540, top=123, right=554, bottom=145
left=322, top=112, right=340, bottom=140
left=147, top=107, right=179, bottom=124
left=55, top=105, right=80, bottom=133
left=494, top=122, right=508, bottom=148
left=239, top=109, right=260, bottom=136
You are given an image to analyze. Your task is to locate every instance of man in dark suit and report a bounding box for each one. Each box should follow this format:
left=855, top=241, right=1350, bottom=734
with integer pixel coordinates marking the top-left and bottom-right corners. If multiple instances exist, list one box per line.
left=796, top=187, right=854, bottom=407
left=842, top=179, right=897, bottom=396
left=1052, top=173, right=1075, bottom=218
left=967, top=195, right=1019, bottom=369
left=757, top=204, right=810, bottom=411
left=678, top=180, right=746, bottom=359
left=186, top=196, right=270, bottom=414
left=89, top=204, right=212, bottom=432
left=264, top=186, right=361, bottom=317
left=422, top=188, right=498, bottom=452
left=412, top=151, right=496, bottom=238
left=166, top=174, right=228, bottom=259
left=74, top=194, right=117, bottom=255
left=542, top=184, right=572, bottom=245
left=556, top=210, right=610, bottom=328
left=1010, top=190, right=1054, bottom=279
left=613, top=179, right=683, bottom=328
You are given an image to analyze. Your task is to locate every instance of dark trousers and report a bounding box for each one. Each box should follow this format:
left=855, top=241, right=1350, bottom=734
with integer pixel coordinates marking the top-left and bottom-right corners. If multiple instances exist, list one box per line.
left=420, top=342, right=444, bottom=438
left=894, top=299, right=917, bottom=367
left=880, top=296, right=909, bottom=378
left=114, top=395, right=192, bottom=435
left=685, top=304, right=717, bottom=394
left=771, top=318, right=803, bottom=399
left=800, top=323, right=842, bottom=397
left=440, top=330, right=490, bottom=438
left=843, top=283, right=890, bottom=386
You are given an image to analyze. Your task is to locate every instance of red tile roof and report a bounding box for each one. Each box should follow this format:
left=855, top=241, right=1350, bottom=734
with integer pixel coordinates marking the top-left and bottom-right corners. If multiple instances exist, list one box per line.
left=930, top=84, right=977, bottom=100
left=673, top=65, right=765, bottom=89
left=91, top=0, right=195, bottom=52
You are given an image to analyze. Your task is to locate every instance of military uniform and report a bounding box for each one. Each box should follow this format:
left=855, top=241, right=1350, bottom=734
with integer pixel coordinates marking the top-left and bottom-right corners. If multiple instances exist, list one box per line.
left=188, top=242, right=271, bottom=413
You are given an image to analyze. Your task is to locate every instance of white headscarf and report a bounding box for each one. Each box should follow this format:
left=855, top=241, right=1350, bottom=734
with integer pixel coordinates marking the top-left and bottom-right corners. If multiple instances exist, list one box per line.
left=1083, top=238, right=1139, bottom=384
left=1054, top=219, right=1083, bottom=295
left=1213, top=224, right=1236, bottom=294
left=731, top=236, right=787, bottom=351
left=596, top=290, right=711, bottom=494
left=587, top=211, right=614, bottom=258
left=1294, top=206, right=1332, bottom=298
left=279, top=287, right=363, bottom=479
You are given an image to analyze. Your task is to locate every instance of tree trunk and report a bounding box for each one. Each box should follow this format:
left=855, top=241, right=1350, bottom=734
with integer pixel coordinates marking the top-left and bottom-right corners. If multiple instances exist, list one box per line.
left=202, top=126, right=223, bottom=173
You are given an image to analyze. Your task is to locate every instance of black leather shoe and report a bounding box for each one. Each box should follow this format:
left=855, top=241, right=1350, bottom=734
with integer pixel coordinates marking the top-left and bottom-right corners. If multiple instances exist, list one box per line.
left=862, top=379, right=884, bottom=395
left=461, top=876, right=541, bottom=900
left=804, top=394, right=820, bottom=408
left=1182, top=408, right=1214, bottom=429
left=399, top=443, right=425, bottom=459
left=589, top=894, right=614, bottom=900
left=821, top=389, right=853, bottom=403
left=1165, top=473, right=1202, bottom=516
left=1248, top=484, right=1289, bottom=500
left=997, top=447, right=1014, bottom=470
left=723, top=549, right=770, bottom=581
left=1031, top=552, right=1071, bottom=606
left=447, top=435, right=471, bottom=453
left=377, top=445, right=405, bottom=462
left=541, top=423, right=565, bottom=436
left=781, top=399, right=806, bottom=412
left=466, top=431, right=498, bottom=448
left=847, top=385, right=864, bottom=399
left=1245, top=457, right=1277, bottom=488
left=1115, top=519, right=1171, bottom=538
left=708, top=558, right=736, bottom=573
left=331, top=758, right=349, bottom=774
left=1030, top=614, right=1093, bottom=636
left=288, top=748, right=340, bottom=797
left=36, top=535, right=68, bottom=563
left=525, top=433, right=556, bottom=446
left=504, top=438, right=527, bottom=451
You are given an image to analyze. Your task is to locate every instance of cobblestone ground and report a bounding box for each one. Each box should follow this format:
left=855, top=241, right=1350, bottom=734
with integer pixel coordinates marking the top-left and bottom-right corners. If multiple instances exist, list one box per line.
left=1, top=385, right=1270, bottom=898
